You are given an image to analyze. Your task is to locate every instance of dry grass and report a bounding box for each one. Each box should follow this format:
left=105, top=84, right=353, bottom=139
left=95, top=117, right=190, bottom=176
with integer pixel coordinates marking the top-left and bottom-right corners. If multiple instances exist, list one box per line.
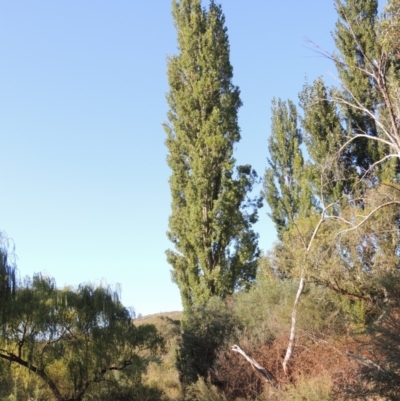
left=134, top=311, right=183, bottom=325
left=135, top=312, right=183, bottom=400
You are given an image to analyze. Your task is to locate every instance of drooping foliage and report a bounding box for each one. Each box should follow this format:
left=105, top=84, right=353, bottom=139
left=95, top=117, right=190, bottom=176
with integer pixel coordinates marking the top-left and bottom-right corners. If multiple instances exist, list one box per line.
left=165, top=0, right=261, bottom=308
left=0, top=274, right=163, bottom=401
left=0, top=235, right=16, bottom=329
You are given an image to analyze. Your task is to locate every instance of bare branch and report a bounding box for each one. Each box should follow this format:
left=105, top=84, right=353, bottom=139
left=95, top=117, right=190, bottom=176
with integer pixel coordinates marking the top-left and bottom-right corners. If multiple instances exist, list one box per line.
left=337, top=133, right=396, bottom=158
left=335, top=201, right=400, bottom=234
left=359, top=154, right=399, bottom=181
left=0, top=351, right=64, bottom=401
left=232, top=345, right=276, bottom=385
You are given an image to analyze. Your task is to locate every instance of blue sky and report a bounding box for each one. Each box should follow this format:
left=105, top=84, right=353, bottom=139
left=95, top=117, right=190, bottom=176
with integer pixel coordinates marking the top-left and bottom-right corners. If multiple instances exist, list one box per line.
left=0, top=1, right=338, bottom=315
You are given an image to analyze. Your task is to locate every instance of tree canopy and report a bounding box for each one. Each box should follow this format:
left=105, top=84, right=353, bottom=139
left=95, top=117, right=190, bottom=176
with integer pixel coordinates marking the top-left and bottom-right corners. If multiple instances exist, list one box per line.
left=0, top=274, right=163, bottom=401
left=165, top=0, right=261, bottom=308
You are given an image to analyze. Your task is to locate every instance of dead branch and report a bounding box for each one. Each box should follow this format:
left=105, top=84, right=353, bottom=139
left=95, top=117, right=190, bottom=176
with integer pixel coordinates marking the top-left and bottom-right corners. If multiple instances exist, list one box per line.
left=345, top=350, right=383, bottom=371
left=231, top=345, right=276, bottom=385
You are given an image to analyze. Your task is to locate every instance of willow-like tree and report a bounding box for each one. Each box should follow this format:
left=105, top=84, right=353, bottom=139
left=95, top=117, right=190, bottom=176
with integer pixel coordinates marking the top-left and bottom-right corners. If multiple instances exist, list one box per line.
left=0, top=274, right=163, bottom=401
left=0, top=237, right=16, bottom=329
left=164, top=0, right=260, bottom=308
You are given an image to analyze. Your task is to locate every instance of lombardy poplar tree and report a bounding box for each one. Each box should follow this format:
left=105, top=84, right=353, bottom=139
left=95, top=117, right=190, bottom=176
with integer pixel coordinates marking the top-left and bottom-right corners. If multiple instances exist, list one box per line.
left=299, top=78, right=357, bottom=207
left=334, top=0, right=393, bottom=178
left=264, top=99, right=313, bottom=240
left=334, top=0, right=400, bottom=182
left=164, top=0, right=260, bottom=308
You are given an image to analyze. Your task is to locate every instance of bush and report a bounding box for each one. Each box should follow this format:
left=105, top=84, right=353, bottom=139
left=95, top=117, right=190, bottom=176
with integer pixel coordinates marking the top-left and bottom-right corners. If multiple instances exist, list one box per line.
left=184, top=377, right=227, bottom=401
left=342, top=272, right=400, bottom=400
left=176, top=297, right=235, bottom=385
left=213, top=269, right=356, bottom=399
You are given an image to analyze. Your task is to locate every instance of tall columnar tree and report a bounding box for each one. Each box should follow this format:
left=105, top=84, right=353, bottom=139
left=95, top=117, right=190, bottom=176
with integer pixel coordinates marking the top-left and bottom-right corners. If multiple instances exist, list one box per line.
left=263, top=99, right=313, bottom=240
left=261, top=0, right=400, bottom=376
left=332, top=0, right=400, bottom=276
left=334, top=0, right=381, bottom=174
left=165, top=0, right=260, bottom=308
left=299, top=78, right=359, bottom=208
left=334, top=0, right=400, bottom=182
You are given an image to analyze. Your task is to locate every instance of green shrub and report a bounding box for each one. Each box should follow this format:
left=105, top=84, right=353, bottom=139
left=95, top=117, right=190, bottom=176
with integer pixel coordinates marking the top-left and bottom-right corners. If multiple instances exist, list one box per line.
left=185, top=378, right=227, bottom=401
left=176, top=297, right=235, bottom=385
left=277, top=374, right=334, bottom=401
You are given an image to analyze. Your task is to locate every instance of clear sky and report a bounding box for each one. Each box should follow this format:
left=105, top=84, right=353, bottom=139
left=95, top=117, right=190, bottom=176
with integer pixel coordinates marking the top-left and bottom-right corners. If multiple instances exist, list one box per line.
left=0, top=1, right=338, bottom=316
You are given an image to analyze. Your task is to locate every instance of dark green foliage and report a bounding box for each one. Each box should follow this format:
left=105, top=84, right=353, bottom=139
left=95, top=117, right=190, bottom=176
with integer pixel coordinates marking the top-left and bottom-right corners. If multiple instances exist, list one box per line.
left=176, top=0, right=400, bottom=398
left=334, top=0, right=381, bottom=174
left=0, top=358, right=13, bottom=398
left=299, top=78, right=358, bottom=208
left=176, top=297, right=234, bottom=385
left=0, top=239, right=16, bottom=328
left=165, top=0, right=261, bottom=308
left=333, top=0, right=400, bottom=183
left=263, top=99, right=313, bottom=240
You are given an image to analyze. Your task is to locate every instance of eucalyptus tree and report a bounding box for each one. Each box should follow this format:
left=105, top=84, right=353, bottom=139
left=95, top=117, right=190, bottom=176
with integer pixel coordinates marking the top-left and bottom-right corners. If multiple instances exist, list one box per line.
left=263, top=0, right=400, bottom=375
left=164, top=0, right=261, bottom=308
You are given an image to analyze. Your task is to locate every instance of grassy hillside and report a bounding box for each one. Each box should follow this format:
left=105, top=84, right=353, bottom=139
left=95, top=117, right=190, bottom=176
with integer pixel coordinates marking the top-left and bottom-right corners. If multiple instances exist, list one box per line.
left=135, top=312, right=183, bottom=400
left=134, top=311, right=183, bottom=325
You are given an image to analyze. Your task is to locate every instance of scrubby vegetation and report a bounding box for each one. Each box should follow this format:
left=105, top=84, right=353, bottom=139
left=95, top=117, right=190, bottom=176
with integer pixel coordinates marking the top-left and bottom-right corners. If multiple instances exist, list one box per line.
left=139, top=269, right=400, bottom=400
left=3, top=0, right=400, bottom=399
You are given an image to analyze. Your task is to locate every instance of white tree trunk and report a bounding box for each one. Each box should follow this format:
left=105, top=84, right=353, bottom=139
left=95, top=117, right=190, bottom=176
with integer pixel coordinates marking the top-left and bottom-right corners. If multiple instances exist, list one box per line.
left=282, top=275, right=305, bottom=375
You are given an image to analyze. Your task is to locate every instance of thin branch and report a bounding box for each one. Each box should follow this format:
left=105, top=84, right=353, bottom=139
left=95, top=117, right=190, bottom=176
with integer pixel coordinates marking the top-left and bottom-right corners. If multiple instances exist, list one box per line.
left=335, top=93, right=398, bottom=147
left=337, top=133, right=395, bottom=158
left=232, top=345, right=276, bottom=385
left=0, top=351, right=64, bottom=401
left=381, top=181, right=400, bottom=193
left=359, top=154, right=399, bottom=181
left=335, top=201, right=400, bottom=234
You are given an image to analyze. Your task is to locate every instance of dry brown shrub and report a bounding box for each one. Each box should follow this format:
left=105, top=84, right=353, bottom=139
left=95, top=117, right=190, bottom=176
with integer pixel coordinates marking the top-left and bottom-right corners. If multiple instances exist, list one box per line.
left=213, top=335, right=286, bottom=399
left=212, top=332, right=359, bottom=400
